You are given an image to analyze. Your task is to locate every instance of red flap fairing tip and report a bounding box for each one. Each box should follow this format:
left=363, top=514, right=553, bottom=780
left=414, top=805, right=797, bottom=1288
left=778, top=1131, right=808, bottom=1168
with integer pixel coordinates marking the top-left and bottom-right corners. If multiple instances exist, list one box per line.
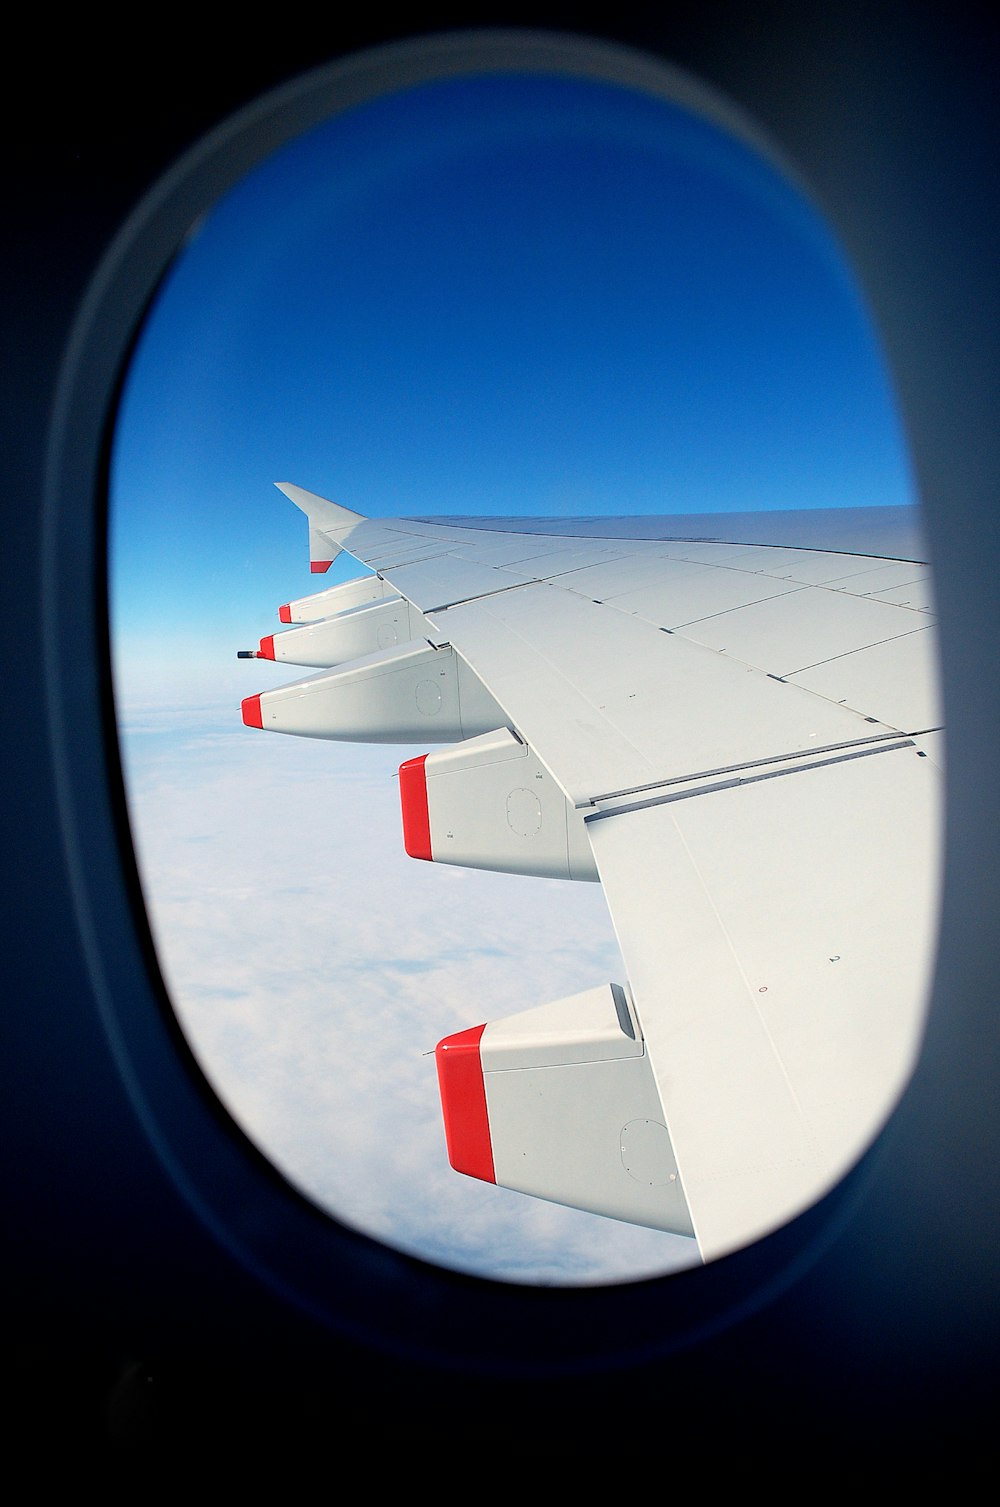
left=241, top=694, right=263, bottom=729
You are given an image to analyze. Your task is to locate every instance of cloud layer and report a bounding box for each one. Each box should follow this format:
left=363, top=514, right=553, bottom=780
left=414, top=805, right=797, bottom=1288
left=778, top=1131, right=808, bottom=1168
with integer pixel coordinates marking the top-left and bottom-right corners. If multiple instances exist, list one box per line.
left=117, top=696, right=699, bottom=1284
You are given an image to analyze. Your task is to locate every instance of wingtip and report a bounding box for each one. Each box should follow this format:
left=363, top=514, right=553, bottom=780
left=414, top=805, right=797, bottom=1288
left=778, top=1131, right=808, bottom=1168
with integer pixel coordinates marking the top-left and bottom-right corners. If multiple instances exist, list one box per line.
left=273, top=481, right=366, bottom=526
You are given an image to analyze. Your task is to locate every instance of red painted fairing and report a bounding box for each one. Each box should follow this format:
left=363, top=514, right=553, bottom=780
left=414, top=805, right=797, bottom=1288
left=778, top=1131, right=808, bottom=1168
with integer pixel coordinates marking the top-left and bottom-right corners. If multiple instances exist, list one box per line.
left=435, top=1025, right=495, bottom=1183
left=398, top=755, right=432, bottom=860
left=241, top=694, right=263, bottom=729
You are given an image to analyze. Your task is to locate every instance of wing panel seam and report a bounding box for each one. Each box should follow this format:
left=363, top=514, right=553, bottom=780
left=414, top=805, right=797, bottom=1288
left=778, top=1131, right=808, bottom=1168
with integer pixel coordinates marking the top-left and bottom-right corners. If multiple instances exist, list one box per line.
left=585, top=738, right=918, bottom=823
left=581, top=727, right=942, bottom=806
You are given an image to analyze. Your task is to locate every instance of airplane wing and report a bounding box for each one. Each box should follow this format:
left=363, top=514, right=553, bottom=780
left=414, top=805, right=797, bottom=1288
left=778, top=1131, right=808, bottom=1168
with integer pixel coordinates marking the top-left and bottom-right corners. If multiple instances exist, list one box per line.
left=242, top=483, right=942, bottom=1264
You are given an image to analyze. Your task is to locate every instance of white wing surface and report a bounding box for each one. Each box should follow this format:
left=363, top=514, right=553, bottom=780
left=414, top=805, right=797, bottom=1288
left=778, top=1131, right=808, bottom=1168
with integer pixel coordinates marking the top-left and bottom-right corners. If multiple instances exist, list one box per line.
left=244, top=485, right=941, bottom=1263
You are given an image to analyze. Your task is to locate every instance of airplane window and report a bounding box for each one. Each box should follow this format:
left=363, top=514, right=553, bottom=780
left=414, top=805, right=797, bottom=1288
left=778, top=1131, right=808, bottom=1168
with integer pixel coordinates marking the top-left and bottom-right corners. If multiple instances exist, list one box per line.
left=108, top=52, right=936, bottom=1284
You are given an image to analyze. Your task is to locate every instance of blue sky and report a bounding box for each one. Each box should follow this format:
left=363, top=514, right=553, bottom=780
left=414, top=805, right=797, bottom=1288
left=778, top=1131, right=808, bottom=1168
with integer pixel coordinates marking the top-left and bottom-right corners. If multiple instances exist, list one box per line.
left=110, top=69, right=913, bottom=676
left=108, top=67, right=917, bottom=1284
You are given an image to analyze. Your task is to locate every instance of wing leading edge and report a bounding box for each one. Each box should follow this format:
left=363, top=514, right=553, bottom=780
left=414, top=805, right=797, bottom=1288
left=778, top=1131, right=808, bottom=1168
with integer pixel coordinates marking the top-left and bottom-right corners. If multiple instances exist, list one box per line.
left=242, top=484, right=942, bottom=1263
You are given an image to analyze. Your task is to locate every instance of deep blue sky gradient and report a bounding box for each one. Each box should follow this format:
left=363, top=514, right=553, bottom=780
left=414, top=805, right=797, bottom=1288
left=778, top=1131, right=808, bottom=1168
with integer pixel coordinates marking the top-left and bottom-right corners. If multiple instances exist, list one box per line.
left=110, top=69, right=913, bottom=680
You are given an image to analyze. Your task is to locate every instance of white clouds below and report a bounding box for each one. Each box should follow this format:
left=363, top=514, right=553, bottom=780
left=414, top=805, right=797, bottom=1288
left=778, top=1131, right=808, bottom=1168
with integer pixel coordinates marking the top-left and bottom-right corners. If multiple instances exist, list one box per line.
left=117, top=696, right=699, bottom=1285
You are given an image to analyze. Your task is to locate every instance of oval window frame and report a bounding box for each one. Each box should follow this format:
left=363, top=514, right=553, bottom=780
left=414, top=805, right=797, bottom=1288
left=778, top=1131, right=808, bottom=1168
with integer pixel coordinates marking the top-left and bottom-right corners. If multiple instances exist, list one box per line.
left=40, top=25, right=963, bottom=1378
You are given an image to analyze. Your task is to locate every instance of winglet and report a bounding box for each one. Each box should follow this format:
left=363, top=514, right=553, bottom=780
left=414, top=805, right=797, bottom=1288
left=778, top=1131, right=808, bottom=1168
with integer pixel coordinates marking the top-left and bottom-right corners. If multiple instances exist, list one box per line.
left=274, top=482, right=366, bottom=573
